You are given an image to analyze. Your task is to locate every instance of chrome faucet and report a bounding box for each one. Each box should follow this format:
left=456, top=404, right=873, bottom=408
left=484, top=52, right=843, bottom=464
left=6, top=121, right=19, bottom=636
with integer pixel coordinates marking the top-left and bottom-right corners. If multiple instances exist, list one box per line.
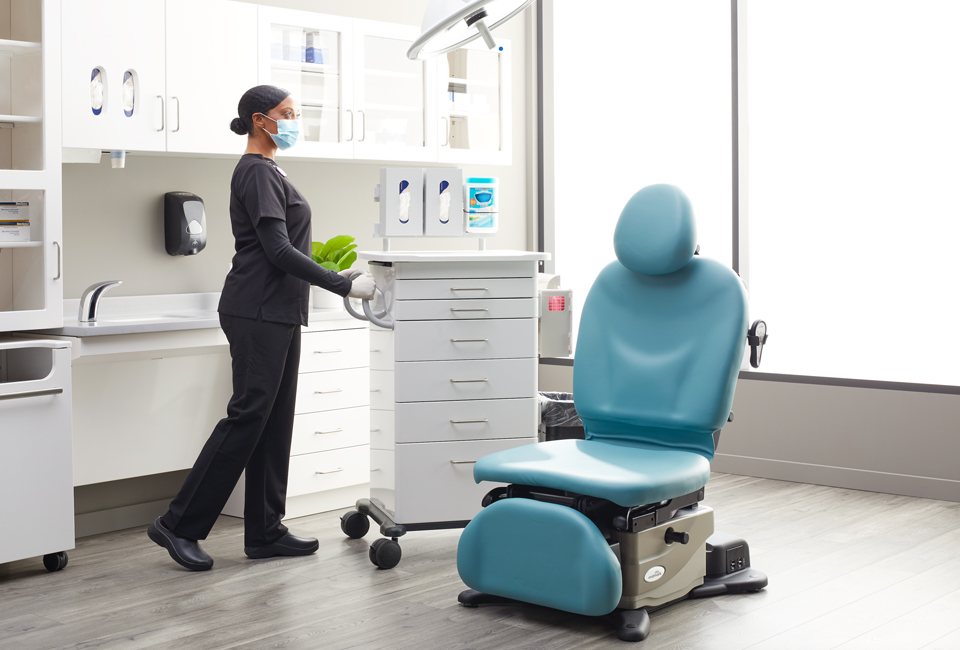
left=79, top=281, right=122, bottom=323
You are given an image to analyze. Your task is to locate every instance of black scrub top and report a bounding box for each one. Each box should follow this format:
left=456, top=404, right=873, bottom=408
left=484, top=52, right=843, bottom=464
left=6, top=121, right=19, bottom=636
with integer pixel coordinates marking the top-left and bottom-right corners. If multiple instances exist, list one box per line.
left=219, top=153, right=313, bottom=326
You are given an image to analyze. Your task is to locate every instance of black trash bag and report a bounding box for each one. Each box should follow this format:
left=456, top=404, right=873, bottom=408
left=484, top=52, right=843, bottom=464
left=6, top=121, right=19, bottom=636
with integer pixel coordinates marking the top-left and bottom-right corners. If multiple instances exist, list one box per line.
left=539, top=392, right=585, bottom=441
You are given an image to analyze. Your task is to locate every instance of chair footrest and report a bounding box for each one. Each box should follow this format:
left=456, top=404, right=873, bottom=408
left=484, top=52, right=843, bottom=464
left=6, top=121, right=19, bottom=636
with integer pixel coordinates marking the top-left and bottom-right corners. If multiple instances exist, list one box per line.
left=457, top=498, right=622, bottom=617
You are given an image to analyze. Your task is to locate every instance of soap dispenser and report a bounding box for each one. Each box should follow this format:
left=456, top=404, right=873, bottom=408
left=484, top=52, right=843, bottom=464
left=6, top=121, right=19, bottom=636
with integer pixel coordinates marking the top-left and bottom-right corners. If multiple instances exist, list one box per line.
left=164, top=191, right=206, bottom=256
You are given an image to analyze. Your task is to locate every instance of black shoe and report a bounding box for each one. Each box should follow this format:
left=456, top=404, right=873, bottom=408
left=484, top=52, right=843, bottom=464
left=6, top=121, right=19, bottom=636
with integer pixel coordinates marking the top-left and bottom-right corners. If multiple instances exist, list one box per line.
left=147, top=517, right=213, bottom=571
left=244, top=532, right=319, bottom=559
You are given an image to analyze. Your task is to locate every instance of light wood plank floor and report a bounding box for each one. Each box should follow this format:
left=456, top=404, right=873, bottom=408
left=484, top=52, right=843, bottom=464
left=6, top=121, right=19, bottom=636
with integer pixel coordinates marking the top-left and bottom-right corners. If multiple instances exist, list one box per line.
left=3, top=474, right=960, bottom=650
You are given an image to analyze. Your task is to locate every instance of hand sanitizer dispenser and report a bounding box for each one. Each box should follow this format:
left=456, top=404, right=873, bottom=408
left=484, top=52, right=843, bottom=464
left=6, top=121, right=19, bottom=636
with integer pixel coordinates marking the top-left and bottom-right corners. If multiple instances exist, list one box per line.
left=164, top=192, right=206, bottom=256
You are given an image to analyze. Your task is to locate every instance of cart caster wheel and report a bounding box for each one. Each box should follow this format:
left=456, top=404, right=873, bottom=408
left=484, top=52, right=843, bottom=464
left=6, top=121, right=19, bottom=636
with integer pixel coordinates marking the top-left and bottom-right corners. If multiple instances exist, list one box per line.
left=369, top=538, right=401, bottom=569
left=43, top=552, right=68, bottom=572
left=340, top=510, right=370, bottom=539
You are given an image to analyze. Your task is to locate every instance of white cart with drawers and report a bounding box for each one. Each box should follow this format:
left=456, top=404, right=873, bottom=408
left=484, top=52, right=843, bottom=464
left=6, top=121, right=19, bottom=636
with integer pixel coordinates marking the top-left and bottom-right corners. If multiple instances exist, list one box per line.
left=340, top=251, right=548, bottom=569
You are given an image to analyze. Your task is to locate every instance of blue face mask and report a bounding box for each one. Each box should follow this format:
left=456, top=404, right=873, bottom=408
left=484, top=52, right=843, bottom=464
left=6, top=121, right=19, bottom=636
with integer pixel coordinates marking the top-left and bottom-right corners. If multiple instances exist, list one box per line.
left=260, top=113, right=300, bottom=150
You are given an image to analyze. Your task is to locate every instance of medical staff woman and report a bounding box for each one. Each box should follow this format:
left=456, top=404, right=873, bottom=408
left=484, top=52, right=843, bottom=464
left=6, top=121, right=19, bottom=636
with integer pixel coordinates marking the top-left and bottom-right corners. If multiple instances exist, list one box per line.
left=148, top=85, right=376, bottom=571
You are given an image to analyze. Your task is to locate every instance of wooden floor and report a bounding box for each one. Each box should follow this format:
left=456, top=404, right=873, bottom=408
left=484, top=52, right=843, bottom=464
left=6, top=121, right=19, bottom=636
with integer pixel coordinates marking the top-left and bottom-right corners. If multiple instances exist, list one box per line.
left=3, top=473, right=960, bottom=650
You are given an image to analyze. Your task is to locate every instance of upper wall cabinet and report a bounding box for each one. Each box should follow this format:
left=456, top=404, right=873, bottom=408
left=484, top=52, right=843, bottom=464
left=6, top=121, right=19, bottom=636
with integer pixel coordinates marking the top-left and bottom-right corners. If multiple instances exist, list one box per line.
left=61, top=0, right=166, bottom=152
left=165, top=0, right=258, bottom=155
left=257, top=7, right=355, bottom=160
left=61, top=0, right=257, bottom=155
left=437, top=39, right=512, bottom=166
left=351, top=19, right=436, bottom=163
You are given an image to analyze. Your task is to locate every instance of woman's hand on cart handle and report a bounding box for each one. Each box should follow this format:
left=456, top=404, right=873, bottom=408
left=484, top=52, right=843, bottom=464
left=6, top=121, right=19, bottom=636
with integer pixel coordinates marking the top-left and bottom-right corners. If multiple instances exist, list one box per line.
left=347, top=272, right=376, bottom=300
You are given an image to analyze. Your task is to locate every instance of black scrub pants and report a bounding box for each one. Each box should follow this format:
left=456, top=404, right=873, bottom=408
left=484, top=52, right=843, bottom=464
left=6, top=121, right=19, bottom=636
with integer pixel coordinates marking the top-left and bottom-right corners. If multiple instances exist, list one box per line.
left=162, top=313, right=300, bottom=547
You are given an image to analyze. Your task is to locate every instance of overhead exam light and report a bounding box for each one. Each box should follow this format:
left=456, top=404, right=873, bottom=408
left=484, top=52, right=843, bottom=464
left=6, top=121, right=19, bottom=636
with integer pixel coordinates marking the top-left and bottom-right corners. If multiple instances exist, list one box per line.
left=407, top=0, right=535, bottom=60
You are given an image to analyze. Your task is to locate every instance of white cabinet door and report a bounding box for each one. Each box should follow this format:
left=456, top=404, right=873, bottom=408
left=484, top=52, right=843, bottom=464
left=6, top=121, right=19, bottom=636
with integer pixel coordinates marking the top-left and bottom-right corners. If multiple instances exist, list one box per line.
left=257, top=6, right=355, bottom=160
left=352, top=19, right=436, bottom=163
left=165, top=0, right=257, bottom=155
left=61, top=0, right=166, bottom=151
left=436, top=38, right=511, bottom=165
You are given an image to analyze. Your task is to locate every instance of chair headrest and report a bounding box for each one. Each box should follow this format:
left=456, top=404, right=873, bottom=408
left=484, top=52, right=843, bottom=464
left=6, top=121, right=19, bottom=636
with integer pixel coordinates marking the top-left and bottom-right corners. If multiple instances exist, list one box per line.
left=614, top=184, right=697, bottom=275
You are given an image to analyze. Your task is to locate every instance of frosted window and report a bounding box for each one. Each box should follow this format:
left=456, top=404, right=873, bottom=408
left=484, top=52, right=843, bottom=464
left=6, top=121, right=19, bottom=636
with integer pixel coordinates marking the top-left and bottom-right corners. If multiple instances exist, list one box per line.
left=552, top=1, right=732, bottom=352
left=744, top=0, right=960, bottom=385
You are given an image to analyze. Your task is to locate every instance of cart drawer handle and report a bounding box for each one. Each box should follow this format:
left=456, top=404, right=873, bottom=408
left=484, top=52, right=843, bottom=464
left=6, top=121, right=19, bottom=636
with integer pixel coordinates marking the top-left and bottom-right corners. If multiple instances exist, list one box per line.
left=450, top=460, right=477, bottom=464
left=450, top=419, right=488, bottom=424
left=316, top=468, right=343, bottom=475
left=315, top=389, right=343, bottom=394
left=314, top=349, right=342, bottom=354
left=0, top=387, right=63, bottom=402
left=450, top=308, right=489, bottom=312
left=314, top=428, right=343, bottom=435
left=450, top=338, right=488, bottom=343
left=450, top=378, right=488, bottom=383
left=451, top=287, right=488, bottom=291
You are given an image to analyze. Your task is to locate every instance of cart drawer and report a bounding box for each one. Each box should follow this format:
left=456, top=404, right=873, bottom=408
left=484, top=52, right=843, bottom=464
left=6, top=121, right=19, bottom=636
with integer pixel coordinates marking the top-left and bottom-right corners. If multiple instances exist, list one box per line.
left=394, top=260, right=537, bottom=280
left=370, top=369, right=395, bottom=410
left=394, top=358, right=537, bottom=403
left=394, top=298, right=538, bottom=321
left=394, top=438, right=537, bottom=524
left=394, top=277, right=537, bottom=301
left=370, top=408, right=395, bottom=451
left=395, top=398, right=538, bottom=443
left=394, top=319, right=537, bottom=361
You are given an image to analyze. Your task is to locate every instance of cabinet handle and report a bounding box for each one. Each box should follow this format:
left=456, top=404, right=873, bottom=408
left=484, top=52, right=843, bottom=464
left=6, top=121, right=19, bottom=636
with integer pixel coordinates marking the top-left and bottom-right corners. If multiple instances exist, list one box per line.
left=370, top=389, right=380, bottom=392
left=370, top=349, right=381, bottom=352
left=370, top=428, right=380, bottom=432
left=450, top=287, right=488, bottom=291
left=450, top=378, right=488, bottom=383
left=315, top=389, right=343, bottom=394
left=442, top=116, right=449, bottom=146
left=370, top=468, right=381, bottom=472
left=172, top=96, right=180, bottom=133
left=53, top=241, right=61, bottom=281
left=315, top=468, right=343, bottom=475
left=0, top=387, right=63, bottom=402
left=157, top=96, right=164, bottom=132
left=345, top=109, right=354, bottom=142
left=450, top=308, right=488, bottom=312
left=357, top=110, right=366, bottom=142
left=450, top=460, right=477, bottom=465
left=314, top=428, right=343, bottom=435
left=450, top=419, right=488, bottom=424
left=313, top=349, right=342, bottom=354
left=450, top=338, right=488, bottom=343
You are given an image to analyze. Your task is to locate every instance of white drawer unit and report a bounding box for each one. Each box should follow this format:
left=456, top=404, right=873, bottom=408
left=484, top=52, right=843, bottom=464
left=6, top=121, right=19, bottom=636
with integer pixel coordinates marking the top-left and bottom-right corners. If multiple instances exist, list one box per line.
left=224, top=318, right=371, bottom=521
left=340, top=251, right=549, bottom=570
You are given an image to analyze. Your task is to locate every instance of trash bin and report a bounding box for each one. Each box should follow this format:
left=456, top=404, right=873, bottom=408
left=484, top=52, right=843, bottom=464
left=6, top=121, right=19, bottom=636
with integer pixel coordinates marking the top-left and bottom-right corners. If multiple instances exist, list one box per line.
left=539, top=392, right=585, bottom=441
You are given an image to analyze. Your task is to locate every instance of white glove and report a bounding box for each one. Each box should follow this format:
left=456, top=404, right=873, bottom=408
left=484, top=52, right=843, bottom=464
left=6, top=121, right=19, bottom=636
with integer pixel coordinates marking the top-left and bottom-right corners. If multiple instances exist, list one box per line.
left=347, top=272, right=376, bottom=300
left=338, top=269, right=355, bottom=280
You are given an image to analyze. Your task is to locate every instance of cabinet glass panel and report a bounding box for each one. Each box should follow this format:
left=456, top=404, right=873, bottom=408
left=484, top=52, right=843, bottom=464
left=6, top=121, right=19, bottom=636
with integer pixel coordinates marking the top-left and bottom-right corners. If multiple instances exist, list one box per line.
left=362, top=36, right=424, bottom=147
left=268, top=24, right=341, bottom=144
left=444, top=49, right=500, bottom=152
left=0, top=190, right=46, bottom=314
left=0, top=5, right=44, bottom=171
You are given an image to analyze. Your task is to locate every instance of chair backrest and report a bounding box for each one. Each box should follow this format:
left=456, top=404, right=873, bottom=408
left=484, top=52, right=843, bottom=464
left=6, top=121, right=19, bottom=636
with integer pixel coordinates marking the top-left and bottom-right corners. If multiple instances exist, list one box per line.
left=572, top=185, right=748, bottom=460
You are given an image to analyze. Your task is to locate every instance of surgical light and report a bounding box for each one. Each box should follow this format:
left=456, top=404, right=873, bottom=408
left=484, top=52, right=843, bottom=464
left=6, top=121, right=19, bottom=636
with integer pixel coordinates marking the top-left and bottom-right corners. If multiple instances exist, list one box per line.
left=406, top=0, right=535, bottom=60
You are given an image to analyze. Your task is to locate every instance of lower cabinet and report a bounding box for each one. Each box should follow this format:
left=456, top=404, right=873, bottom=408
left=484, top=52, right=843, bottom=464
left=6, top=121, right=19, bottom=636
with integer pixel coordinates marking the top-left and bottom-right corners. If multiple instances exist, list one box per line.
left=224, top=317, right=370, bottom=520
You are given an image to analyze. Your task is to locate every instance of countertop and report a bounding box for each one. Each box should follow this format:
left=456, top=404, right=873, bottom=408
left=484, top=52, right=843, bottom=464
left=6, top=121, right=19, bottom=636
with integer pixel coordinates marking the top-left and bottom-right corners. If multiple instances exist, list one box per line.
left=36, top=292, right=359, bottom=338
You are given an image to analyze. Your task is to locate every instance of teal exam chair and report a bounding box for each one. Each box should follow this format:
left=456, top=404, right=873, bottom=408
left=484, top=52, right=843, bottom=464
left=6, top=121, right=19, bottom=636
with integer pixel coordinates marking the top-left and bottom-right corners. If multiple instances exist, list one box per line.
left=456, top=185, right=769, bottom=642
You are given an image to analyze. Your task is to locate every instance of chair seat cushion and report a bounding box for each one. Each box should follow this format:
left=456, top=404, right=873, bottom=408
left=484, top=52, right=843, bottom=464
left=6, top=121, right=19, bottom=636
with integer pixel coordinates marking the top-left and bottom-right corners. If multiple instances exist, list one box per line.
left=473, top=439, right=711, bottom=507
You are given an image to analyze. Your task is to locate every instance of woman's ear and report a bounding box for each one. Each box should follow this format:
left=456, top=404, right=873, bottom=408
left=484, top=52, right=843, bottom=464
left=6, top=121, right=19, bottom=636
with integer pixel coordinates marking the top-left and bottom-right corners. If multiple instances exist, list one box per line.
left=250, top=113, right=264, bottom=133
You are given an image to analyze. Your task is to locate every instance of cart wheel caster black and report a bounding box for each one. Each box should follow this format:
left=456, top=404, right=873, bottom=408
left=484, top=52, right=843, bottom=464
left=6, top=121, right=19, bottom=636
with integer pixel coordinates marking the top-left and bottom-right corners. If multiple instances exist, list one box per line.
left=369, top=538, right=401, bottom=569
left=43, top=552, right=68, bottom=572
left=340, top=510, right=370, bottom=539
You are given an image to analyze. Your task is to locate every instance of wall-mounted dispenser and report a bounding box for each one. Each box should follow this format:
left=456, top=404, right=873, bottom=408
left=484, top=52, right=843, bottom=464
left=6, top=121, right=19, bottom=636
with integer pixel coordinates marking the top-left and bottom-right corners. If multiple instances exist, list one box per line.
left=164, top=192, right=206, bottom=256
left=374, top=168, right=423, bottom=237
left=424, top=168, right=464, bottom=236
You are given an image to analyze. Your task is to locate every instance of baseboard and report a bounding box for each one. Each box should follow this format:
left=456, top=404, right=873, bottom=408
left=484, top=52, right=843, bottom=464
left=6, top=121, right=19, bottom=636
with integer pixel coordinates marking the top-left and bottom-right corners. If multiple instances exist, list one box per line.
left=713, top=453, right=960, bottom=503
left=75, top=498, right=170, bottom=538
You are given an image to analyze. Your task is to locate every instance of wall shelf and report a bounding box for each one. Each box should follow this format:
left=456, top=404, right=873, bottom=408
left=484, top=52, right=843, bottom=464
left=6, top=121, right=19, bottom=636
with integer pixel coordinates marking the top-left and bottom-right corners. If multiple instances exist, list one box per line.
left=0, top=114, right=43, bottom=127
left=0, top=39, right=41, bottom=57
left=0, top=240, right=42, bottom=249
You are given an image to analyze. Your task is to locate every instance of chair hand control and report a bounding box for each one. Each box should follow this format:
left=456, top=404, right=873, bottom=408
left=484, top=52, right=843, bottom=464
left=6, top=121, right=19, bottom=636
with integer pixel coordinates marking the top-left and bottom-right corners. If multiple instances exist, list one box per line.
left=664, top=528, right=690, bottom=545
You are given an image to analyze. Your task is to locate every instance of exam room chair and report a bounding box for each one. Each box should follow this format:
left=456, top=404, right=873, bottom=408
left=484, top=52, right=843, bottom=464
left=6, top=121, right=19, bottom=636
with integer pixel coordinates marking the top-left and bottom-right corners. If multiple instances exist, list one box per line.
left=455, top=184, right=768, bottom=642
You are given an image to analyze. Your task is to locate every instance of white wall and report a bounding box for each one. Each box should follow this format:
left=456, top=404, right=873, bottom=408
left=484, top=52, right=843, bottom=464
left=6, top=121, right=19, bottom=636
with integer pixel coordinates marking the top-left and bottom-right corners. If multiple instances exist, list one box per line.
left=61, top=0, right=535, bottom=300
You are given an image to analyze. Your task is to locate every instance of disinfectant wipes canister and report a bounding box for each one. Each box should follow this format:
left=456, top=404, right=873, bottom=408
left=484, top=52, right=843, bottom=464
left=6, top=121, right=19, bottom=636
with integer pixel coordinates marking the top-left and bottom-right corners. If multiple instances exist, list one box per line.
left=464, top=177, right=498, bottom=234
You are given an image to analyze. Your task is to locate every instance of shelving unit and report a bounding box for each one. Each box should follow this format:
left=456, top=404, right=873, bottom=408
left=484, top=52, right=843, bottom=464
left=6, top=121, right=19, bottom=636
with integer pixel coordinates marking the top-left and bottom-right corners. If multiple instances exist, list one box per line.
left=0, top=0, right=63, bottom=333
